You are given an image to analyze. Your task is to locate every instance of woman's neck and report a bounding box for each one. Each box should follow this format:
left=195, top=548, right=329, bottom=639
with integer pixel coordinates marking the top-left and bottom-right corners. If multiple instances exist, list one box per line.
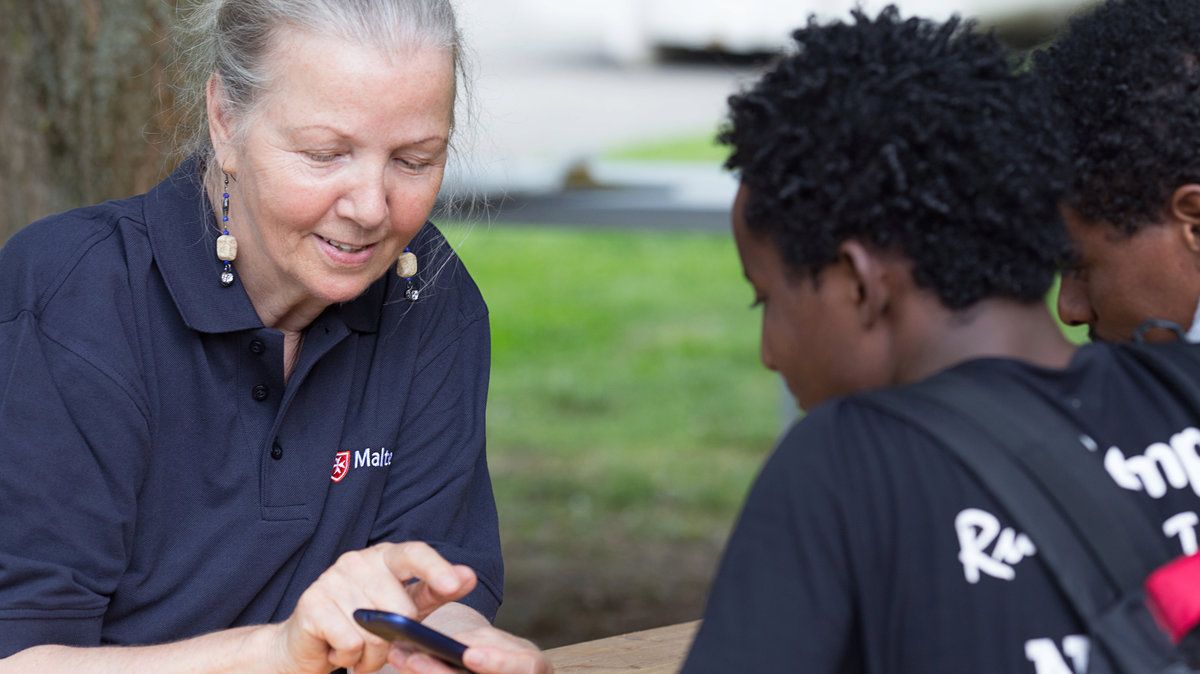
left=207, top=180, right=325, bottom=381
left=237, top=253, right=325, bottom=383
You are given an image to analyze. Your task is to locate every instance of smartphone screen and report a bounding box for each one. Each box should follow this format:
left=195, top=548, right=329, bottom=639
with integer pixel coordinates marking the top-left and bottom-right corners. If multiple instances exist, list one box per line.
left=353, top=609, right=470, bottom=672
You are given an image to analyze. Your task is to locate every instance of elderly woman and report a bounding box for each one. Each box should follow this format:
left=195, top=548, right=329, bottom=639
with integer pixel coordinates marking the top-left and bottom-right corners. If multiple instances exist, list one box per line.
left=0, top=1, right=548, bottom=673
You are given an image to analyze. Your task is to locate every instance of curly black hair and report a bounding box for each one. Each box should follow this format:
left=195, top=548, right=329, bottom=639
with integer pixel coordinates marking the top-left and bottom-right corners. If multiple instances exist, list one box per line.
left=722, top=7, right=1069, bottom=310
left=1035, top=0, right=1200, bottom=233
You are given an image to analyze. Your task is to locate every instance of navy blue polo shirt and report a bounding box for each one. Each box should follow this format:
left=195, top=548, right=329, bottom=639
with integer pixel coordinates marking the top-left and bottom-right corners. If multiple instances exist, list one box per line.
left=0, top=159, right=501, bottom=657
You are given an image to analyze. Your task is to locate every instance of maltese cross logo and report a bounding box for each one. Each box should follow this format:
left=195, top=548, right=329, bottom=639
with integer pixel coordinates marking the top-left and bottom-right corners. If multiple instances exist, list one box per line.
left=331, top=451, right=351, bottom=483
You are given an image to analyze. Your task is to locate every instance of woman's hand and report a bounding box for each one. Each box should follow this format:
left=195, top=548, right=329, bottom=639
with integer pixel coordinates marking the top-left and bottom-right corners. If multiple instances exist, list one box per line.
left=270, top=541, right=477, bottom=674
left=388, top=624, right=553, bottom=674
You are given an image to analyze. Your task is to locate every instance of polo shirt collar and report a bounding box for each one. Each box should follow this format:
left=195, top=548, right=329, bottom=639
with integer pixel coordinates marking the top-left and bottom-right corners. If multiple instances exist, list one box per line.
left=332, top=277, right=385, bottom=334
left=145, top=158, right=383, bottom=335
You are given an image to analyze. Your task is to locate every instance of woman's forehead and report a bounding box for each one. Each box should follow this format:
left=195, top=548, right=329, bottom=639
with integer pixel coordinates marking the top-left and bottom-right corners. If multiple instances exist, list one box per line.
left=263, top=26, right=455, bottom=93
left=252, top=29, right=455, bottom=142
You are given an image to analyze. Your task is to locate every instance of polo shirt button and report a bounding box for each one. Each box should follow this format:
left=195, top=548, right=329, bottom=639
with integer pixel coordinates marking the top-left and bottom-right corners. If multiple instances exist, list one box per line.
left=270, top=442, right=284, bottom=460
left=249, top=339, right=265, bottom=355
left=251, top=384, right=269, bottom=401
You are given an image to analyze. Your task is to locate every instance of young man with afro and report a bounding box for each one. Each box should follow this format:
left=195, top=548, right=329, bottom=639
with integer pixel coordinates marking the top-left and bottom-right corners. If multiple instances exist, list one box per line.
left=1037, top=0, right=1200, bottom=343
left=680, top=7, right=1200, bottom=673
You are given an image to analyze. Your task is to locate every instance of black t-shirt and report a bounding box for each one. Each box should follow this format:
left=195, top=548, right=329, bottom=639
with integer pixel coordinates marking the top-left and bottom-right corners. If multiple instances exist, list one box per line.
left=683, top=344, right=1200, bottom=673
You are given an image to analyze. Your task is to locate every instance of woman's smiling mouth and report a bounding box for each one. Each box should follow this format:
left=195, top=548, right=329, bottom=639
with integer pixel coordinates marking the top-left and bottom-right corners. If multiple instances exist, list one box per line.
left=316, top=234, right=373, bottom=253
left=314, top=234, right=379, bottom=265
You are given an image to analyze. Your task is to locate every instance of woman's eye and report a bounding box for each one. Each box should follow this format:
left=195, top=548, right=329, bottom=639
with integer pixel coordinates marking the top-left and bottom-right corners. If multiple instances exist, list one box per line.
left=306, top=152, right=341, bottom=163
left=396, top=157, right=429, bottom=171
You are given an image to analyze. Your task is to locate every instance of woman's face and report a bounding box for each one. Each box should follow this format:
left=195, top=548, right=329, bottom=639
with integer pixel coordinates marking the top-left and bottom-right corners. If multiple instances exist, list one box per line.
left=212, top=29, right=455, bottom=309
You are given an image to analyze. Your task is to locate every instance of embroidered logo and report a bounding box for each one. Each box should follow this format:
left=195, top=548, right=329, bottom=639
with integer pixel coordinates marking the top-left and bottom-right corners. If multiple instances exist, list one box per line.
left=331, top=451, right=351, bottom=483
left=353, top=447, right=393, bottom=469
left=330, top=448, right=393, bottom=484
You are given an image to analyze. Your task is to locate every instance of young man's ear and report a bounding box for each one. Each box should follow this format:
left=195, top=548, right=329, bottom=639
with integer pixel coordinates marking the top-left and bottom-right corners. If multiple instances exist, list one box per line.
left=838, top=240, right=889, bottom=329
left=206, top=74, right=238, bottom=174
left=1169, top=184, right=1200, bottom=254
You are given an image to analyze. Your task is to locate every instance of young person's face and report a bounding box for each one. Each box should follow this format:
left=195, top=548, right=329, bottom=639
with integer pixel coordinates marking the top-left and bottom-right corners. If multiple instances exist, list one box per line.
left=1059, top=206, right=1200, bottom=342
left=732, top=186, right=891, bottom=410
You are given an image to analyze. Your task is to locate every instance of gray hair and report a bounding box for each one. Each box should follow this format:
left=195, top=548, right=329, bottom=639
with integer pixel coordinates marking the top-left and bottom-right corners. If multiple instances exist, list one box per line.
left=172, top=0, right=468, bottom=179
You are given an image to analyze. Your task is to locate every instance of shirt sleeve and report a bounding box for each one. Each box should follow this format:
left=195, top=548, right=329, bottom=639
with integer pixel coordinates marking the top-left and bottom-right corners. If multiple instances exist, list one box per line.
left=368, top=308, right=502, bottom=621
left=0, top=311, right=150, bottom=657
left=681, top=404, right=858, bottom=674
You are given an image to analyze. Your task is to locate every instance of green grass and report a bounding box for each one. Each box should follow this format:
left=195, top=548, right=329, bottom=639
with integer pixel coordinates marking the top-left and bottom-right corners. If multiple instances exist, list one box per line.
left=450, top=225, right=779, bottom=544
left=604, top=132, right=729, bottom=164
left=1049, top=276, right=1091, bottom=345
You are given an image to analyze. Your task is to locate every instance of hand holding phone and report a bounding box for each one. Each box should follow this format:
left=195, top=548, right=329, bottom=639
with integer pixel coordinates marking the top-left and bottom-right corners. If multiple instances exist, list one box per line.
left=354, top=608, right=471, bottom=672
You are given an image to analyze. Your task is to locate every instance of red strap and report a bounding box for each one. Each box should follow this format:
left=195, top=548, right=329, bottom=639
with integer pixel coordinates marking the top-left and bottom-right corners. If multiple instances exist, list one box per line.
left=1146, top=552, right=1200, bottom=643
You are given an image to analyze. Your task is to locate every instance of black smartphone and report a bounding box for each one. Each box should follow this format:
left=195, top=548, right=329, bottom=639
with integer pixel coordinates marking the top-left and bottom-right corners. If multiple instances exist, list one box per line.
left=353, top=608, right=471, bottom=672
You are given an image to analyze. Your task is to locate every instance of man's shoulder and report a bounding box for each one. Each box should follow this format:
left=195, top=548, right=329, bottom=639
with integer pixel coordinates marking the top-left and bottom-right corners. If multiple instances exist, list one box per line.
left=776, top=396, right=940, bottom=460
left=766, top=359, right=1086, bottom=486
left=756, top=397, right=960, bottom=512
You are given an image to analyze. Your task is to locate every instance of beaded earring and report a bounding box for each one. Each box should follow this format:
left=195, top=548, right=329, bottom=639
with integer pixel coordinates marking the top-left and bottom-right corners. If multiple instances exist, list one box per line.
left=397, top=246, right=419, bottom=300
left=216, top=173, right=238, bottom=288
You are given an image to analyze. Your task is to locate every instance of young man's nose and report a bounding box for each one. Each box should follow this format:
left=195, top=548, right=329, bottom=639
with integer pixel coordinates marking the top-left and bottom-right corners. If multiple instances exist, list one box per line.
left=1056, top=274, right=1096, bottom=328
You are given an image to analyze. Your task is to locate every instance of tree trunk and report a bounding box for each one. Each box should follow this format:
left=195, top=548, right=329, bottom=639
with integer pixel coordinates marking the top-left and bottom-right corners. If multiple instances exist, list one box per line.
left=0, top=0, right=179, bottom=242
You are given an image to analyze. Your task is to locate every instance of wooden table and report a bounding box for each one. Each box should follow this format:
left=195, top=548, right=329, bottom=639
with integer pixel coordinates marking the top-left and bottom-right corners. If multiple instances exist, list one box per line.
left=545, top=621, right=699, bottom=673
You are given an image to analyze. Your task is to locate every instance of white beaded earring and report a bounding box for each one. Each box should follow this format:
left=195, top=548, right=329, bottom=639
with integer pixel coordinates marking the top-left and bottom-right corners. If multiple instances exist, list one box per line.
left=397, top=246, right=419, bottom=300
left=216, top=172, right=238, bottom=288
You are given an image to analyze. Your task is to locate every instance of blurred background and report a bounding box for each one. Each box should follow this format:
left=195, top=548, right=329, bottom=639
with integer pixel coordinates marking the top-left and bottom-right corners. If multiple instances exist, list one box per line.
left=0, top=0, right=1091, bottom=648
